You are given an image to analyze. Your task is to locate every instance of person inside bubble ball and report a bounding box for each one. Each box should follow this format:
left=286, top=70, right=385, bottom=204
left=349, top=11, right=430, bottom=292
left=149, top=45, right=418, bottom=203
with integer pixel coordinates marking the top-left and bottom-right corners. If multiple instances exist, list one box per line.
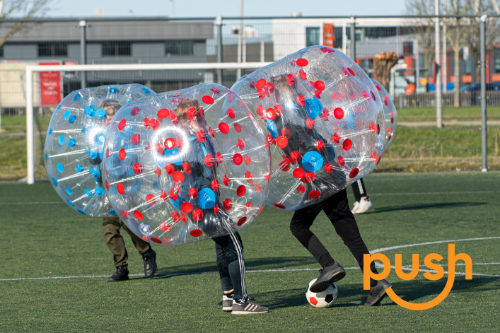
left=172, top=98, right=268, bottom=314
left=97, top=99, right=158, bottom=282
left=271, top=76, right=391, bottom=306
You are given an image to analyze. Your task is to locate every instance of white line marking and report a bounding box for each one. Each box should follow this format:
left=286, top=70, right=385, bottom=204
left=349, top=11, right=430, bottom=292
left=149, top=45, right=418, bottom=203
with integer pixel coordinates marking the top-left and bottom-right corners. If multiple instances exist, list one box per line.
left=0, top=202, right=64, bottom=205
left=1, top=238, right=499, bottom=282
left=370, top=236, right=500, bottom=254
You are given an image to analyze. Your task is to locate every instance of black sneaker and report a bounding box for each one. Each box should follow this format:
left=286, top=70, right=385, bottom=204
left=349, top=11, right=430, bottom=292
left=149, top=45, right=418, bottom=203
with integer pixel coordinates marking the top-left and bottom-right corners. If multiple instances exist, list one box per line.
left=364, top=279, right=392, bottom=306
left=309, top=262, right=346, bottom=292
left=107, top=266, right=129, bottom=282
left=222, top=294, right=233, bottom=312
left=143, top=250, right=158, bottom=278
left=232, top=292, right=268, bottom=315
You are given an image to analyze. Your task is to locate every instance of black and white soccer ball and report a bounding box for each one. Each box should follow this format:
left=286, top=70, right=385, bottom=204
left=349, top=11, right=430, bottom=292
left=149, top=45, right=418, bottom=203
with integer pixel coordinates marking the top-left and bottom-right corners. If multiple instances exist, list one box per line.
left=306, top=278, right=338, bottom=308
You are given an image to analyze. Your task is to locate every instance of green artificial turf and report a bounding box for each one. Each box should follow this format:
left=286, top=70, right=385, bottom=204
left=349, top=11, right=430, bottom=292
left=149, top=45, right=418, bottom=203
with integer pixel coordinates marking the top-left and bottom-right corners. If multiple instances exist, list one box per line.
left=0, top=172, right=499, bottom=332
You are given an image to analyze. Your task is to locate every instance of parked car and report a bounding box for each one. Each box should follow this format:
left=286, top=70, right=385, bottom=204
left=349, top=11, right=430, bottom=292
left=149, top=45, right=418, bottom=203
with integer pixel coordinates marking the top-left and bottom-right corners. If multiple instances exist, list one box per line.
left=459, top=82, right=500, bottom=92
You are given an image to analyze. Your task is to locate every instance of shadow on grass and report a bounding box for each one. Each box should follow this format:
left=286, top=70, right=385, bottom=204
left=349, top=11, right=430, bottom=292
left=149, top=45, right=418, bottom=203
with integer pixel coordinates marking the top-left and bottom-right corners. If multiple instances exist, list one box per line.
left=261, top=276, right=500, bottom=310
left=369, top=202, right=487, bottom=214
left=140, top=256, right=318, bottom=281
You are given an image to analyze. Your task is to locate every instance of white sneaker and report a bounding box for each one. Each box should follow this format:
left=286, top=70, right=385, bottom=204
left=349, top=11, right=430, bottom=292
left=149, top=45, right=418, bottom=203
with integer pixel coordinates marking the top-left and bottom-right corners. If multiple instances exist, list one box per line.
left=351, top=201, right=360, bottom=214
left=356, top=198, right=373, bottom=214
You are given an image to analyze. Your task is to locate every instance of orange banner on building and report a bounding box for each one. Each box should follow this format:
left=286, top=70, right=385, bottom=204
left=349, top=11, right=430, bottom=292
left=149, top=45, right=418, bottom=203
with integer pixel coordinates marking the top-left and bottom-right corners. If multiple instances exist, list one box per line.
left=323, top=24, right=335, bottom=48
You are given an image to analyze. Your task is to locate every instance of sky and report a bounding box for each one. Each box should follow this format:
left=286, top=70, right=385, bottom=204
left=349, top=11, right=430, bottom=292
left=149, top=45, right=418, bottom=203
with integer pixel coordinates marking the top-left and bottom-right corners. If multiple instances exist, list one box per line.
left=44, top=0, right=407, bottom=18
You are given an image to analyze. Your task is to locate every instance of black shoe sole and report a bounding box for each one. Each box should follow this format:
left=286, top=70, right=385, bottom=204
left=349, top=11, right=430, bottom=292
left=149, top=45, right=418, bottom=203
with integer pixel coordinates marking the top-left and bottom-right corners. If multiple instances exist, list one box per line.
left=309, top=270, right=346, bottom=293
left=364, top=288, right=387, bottom=306
left=144, top=265, right=158, bottom=278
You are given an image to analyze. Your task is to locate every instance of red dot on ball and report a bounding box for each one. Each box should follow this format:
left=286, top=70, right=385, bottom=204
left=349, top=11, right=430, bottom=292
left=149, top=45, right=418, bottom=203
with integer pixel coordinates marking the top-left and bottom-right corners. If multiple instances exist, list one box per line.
left=233, top=153, right=243, bottom=165
left=236, top=185, right=246, bottom=197
left=334, top=108, right=344, bottom=119
left=202, top=95, right=214, bottom=104
left=172, top=171, right=185, bottom=183
left=190, top=229, right=202, bottom=237
left=349, top=168, right=359, bottom=178
left=308, top=190, right=321, bottom=198
left=118, top=119, right=126, bottom=131
left=181, top=202, right=193, bottom=213
left=157, top=108, right=169, bottom=119
left=343, top=139, right=353, bottom=151
left=219, top=122, right=229, bottom=134
left=237, top=217, right=247, bottom=226
left=296, top=58, right=308, bottom=67
left=293, top=168, right=305, bottom=178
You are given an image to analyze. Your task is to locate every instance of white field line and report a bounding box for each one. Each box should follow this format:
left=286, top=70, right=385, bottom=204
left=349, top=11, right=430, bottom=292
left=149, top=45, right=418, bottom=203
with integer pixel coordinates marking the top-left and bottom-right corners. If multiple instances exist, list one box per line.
left=1, top=237, right=499, bottom=282
left=1, top=190, right=499, bottom=206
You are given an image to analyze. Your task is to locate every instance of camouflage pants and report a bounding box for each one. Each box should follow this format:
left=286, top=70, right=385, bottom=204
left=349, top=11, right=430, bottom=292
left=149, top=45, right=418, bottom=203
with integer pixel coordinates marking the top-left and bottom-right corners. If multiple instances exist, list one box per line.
left=102, top=216, right=151, bottom=268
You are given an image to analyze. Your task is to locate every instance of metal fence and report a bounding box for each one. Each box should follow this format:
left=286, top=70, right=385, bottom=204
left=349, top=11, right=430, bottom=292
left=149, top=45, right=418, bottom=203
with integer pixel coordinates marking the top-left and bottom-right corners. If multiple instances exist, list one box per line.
left=0, top=15, right=498, bottom=181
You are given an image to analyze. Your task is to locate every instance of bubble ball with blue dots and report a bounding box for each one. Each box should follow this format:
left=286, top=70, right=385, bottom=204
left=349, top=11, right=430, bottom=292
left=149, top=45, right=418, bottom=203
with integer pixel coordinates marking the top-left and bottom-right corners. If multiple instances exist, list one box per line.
left=44, top=84, right=155, bottom=217
left=231, top=45, right=386, bottom=211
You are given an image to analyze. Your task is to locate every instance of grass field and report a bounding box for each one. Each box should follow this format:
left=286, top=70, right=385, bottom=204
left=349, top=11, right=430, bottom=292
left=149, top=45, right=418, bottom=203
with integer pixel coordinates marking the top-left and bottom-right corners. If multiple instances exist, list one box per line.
left=1, top=112, right=500, bottom=180
left=0, top=172, right=499, bottom=332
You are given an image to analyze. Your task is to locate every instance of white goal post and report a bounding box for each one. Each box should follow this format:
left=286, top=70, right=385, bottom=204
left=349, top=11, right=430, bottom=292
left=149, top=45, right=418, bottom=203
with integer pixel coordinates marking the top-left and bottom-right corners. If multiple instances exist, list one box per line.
left=25, top=62, right=272, bottom=184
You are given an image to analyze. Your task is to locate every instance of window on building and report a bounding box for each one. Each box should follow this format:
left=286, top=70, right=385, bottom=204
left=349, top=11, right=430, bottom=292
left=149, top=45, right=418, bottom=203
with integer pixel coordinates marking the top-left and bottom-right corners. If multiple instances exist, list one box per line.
left=494, top=53, right=500, bottom=73
left=0, top=45, right=3, bottom=57
left=306, top=27, right=320, bottom=47
left=38, top=42, right=68, bottom=57
left=165, top=40, right=194, bottom=56
left=102, top=42, right=131, bottom=56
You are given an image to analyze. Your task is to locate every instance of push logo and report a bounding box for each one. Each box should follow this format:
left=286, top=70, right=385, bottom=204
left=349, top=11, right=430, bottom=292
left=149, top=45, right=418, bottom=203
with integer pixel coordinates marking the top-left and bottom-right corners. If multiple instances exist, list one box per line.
left=363, top=244, right=472, bottom=310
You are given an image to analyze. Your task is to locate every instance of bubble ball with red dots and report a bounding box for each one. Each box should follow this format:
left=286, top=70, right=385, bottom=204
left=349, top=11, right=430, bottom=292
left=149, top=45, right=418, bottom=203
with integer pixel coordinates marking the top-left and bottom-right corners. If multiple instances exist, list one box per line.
left=231, top=45, right=386, bottom=211
left=44, top=84, right=155, bottom=217
left=371, top=79, right=397, bottom=156
left=102, top=83, right=270, bottom=246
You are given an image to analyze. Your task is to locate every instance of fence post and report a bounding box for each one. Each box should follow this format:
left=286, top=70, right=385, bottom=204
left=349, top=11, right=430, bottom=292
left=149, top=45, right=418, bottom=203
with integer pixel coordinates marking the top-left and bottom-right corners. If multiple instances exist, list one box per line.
left=435, top=0, right=442, bottom=128
left=26, top=67, right=34, bottom=184
left=216, top=16, right=223, bottom=85
left=350, top=16, right=356, bottom=61
left=79, top=20, right=87, bottom=89
left=480, top=14, right=488, bottom=172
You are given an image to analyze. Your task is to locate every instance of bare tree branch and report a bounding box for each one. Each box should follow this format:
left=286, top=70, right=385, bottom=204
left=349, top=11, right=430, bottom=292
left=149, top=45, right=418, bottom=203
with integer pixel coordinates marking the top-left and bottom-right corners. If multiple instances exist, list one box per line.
left=0, top=0, right=56, bottom=48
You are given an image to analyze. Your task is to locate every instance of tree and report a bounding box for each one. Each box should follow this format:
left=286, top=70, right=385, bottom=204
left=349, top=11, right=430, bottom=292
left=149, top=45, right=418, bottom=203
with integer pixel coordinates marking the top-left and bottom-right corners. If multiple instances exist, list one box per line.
left=0, top=0, right=55, bottom=48
left=374, top=52, right=399, bottom=90
left=406, top=0, right=437, bottom=88
left=407, top=0, right=500, bottom=107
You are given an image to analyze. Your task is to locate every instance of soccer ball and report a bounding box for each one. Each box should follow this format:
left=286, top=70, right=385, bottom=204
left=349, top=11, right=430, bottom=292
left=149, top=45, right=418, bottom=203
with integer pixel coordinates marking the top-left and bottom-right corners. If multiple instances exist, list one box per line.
left=306, top=279, right=338, bottom=308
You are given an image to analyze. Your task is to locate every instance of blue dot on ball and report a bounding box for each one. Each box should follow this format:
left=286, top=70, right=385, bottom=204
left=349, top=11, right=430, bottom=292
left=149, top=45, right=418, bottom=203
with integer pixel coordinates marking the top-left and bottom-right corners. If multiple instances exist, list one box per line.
left=52, top=178, right=58, bottom=186
left=63, top=110, right=71, bottom=119
left=45, top=153, right=49, bottom=160
left=96, top=108, right=107, bottom=120
left=68, top=115, right=77, bottom=124
left=48, top=128, right=53, bottom=135
left=90, top=151, right=98, bottom=159
left=95, top=186, right=104, bottom=197
left=65, top=187, right=73, bottom=196
left=68, top=138, right=76, bottom=148
left=305, top=97, right=322, bottom=120
left=73, top=93, right=81, bottom=101
left=56, top=163, right=64, bottom=173
left=84, top=189, right=93, bottom=197
left=77, top=209, right=86, bottom=215
left=84, top=106, right=95, bottom=118
left=67, top=200, right=74, bottom=207
left=109, top=87, right=118, bottom=93
left=266, top=120, right=278, bottom=139
left=58, top=134, right=65, bottom=145
left=198, top=188, right=216, bottom=209
left=108, top=209, right=117, bottom=216
left=302, top=151, right=324, bottom=173
left=75, top=165, right=84, bottom=173
left=143, top=87, right=150, bottom=94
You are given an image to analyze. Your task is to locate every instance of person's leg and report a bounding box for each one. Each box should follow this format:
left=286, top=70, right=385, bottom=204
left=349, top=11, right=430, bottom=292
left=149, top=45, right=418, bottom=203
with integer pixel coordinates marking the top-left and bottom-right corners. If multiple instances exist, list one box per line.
left=352, top=178, right=373, bottom=214
left=322, top=189, right=378, bottom=287
left=214, top=235, right=235, bottom=312
left=102, top=216, right=129, bottom=281
left=121, top=221, right=157, bottom=277
left=121, top=221, right=152, bottom=255
left=351, top=179, right=363, bottom=202
left=103, top=217, right=129, bottom=268
left=212, top=233, right=244, bottom=300
left=289, top=202, right=333, bottom=267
